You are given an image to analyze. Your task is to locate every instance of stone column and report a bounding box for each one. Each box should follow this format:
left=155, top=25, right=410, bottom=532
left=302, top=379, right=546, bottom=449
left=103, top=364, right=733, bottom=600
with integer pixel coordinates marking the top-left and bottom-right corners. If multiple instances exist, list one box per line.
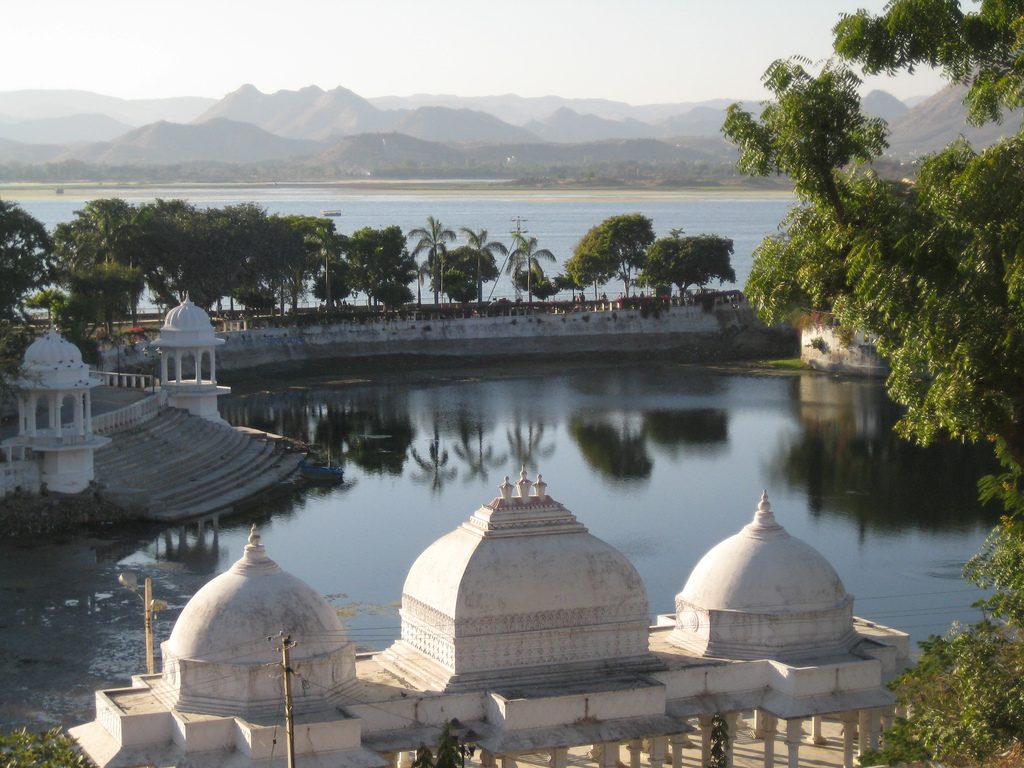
left=174, top=352, right=182, bottom=383
left=667, top=734, right=687, bottom=768
left=840, top=712, right=857, bottom=768
left=647, top=736, right=667, bottom=766
left=785, top=719, right=802, bottom=768
left=73, top=393, right=83, bottom=435
left=397, top=751, right=412, bottom=768
left=52, top=394, right=62, bottom=437
left=753, top=710, right=766, bottom=739
left=810, top=715, right=828, bottom=746
left=597, top=742, right=619, bottom=768
left=627, top=740, right=642, bottom=768
left=209, top=347, right=216, bottom=383
left=160, top=352, right=168, bottom=384
left=760, top=713, right=777, bottom=768
left=699, top=716, right=714, bottom=768
left=550, top=747, right=568, bottom=768
left=194, top=350, right=202, bottom=383
left=500, top=754, right=515, bottom=768
left=84, top=391, right=92, bottom=433
left=479, top=751, right=495, bottom=768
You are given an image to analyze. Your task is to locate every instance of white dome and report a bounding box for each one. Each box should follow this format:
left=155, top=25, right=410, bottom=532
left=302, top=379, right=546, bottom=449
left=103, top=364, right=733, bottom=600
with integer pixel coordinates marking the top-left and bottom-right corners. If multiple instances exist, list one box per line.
left=19, top=330, right=96, bottom=389
left=389, top=470, right=655, bottom=690
left=154, top=296, right=222, bottom=348
left=670, top=492, right=856, bottom=661
left=161, top=527, right=355, bottom=717
left=24, top=330, right=83, bottom=367
left=163, top=297, right=213, bottom=333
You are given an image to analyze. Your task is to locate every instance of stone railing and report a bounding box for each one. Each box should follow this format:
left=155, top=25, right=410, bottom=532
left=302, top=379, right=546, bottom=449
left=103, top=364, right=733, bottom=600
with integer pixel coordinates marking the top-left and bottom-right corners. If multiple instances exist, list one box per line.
left=92, top=392, right=165, bottom=436
left=96, top=371, right=158, bottom=390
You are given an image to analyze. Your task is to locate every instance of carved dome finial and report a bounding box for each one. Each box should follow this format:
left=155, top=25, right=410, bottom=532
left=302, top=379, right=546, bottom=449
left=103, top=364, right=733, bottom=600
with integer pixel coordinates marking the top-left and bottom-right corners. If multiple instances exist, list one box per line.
left=499, top=475, right=513, bottom=500
left=532, top=472, right=548, bottom=500
left=515, top=466, right=530, bottom=499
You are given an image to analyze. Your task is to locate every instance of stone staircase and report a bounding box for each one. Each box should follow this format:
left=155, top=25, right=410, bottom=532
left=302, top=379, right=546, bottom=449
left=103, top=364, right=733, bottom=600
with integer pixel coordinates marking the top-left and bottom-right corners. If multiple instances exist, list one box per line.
left=93, top=407, right=301, bottom=521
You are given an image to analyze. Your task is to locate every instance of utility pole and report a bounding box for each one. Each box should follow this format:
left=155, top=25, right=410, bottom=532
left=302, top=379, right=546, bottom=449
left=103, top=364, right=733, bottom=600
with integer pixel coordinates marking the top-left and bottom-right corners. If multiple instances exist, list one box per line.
left=118, top=572, right=167, bottom=675
left=490, top=217, right=528, bottom=303
left=271, top=632, right=298, bottom=768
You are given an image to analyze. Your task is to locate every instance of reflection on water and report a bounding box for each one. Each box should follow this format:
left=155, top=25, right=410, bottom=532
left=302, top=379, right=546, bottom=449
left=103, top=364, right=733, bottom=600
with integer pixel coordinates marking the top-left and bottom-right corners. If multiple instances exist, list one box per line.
left=0, top=365, right=1002, bottom=730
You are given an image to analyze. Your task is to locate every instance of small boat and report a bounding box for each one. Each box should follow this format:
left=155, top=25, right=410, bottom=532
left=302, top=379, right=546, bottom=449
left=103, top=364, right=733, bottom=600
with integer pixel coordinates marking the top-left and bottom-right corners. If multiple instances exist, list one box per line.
left=320, top=209, right=342, bottom=217
left=298, top=458, right=345, bottom=483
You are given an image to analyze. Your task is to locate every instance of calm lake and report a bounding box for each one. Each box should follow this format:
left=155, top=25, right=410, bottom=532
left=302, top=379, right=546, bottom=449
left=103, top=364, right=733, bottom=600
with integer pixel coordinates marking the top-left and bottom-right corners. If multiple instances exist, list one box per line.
left=0, top=362, right=1000, bottom=730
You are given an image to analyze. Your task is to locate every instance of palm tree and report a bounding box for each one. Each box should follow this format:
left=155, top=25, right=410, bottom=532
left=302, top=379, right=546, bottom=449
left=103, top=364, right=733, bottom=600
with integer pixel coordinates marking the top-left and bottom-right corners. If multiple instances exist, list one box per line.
left=508, top=232, right=555, bottom=304
left=408, top=216, right=455, bottom=305
left=459, top=227, right=507, bottom=304
left=307, top=219, right=343, bottom=308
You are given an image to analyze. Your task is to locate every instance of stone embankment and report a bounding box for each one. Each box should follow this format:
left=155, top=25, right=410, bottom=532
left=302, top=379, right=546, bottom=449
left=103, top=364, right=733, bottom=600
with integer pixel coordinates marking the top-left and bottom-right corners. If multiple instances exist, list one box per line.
left=93, top=407, right=301, bottom=520
left=102, top=301, right=796, bottom=375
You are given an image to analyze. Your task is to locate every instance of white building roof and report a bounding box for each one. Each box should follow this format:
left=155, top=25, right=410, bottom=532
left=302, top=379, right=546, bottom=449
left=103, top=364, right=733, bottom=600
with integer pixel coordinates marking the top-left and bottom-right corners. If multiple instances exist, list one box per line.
left=19, top=330, right=97, bottom=389
left=153, top=296, right=224, bottom=348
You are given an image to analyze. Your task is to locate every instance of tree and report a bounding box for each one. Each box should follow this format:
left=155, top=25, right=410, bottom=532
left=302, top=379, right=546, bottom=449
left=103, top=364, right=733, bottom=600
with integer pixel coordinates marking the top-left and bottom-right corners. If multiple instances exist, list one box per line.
left=723, top=7, right=1024, bottom=763
left=566, top=228, right=616, bottom=300
left=507, top=232, right=555, bottom=303
left=409, top=216, right=455, bottom=305
left=348, top=226, right=416, bottom=308
left=443, top=245, right=499, bottom=303
left=641, top=230, right=735, bottom=296
left=459, top=227, right=507, bottom=303
left=0, top=200, right=51, bottom=321
left=306, top=218, right=347, bottom=308
left=570, top=214, right=654, bottom=297
left=0, top=727, right=92, bottom=767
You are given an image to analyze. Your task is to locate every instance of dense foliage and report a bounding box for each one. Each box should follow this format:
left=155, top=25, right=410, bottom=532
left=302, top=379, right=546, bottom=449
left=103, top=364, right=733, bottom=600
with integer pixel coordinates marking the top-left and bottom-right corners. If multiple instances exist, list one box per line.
left=724, top=1, right=1024, bottom=764
left=0, top=727, right=92, bottom=767
left=0, top=200, right=52, bottom=321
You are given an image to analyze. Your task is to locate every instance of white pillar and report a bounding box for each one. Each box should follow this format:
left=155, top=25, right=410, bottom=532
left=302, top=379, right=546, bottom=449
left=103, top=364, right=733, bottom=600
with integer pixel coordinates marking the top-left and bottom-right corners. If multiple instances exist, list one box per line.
left=479, top=750, right=495, bottom=768
left=209, top=347, right=216, bottom=383
left=753, top=710, right=766, bottom=739
left=627, top=740, right=642, bottom=768
left=810, top=715, right=827, bottom=745
left=785, top=719, right=802, bottom=768
left=174, top=352, right=182, bottom=383
left=597, top=742, right=618, bottom=768
left=500, top=755, right=515, bottom=768
left=647, top=736, right=667, bottom=766
left=668, top=735, right=686, bottom=768
left=29, top=393, right=38, bottom=436
left=761, top=713, right=777, bottom=768
left=194, top=350, right=201, bottom=383
left=550, top=748, right=568, bottom=768
left=52, top=394, right=62, bottom=437
left=73, top=393, right=83, bottom=435
left=397, top=751, right=413, bottom=768
left=841, top=713, right=857, bottom=768
left=84, top=391, right=92, bottom=433
left=699, top=716, right=713, bottom=768
left=160, top=352, right=168, bottom=384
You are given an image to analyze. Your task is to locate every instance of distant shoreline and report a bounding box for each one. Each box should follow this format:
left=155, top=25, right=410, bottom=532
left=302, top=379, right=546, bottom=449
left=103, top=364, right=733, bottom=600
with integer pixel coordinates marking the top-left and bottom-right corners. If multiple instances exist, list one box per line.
left=0, top=179, right=796, bottom=202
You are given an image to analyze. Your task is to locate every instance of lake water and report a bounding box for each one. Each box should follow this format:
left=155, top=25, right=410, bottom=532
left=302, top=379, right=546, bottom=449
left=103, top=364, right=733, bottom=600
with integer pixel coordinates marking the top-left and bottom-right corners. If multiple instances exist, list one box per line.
left=0, top=362, right=1000, bottom=730
left=9, top=185, right=792, bottom=302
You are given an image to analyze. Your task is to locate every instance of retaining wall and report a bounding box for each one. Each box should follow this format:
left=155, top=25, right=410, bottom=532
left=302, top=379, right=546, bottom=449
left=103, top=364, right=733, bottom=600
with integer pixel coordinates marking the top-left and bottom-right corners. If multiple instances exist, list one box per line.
left=801, top=325, right=888, bottom=377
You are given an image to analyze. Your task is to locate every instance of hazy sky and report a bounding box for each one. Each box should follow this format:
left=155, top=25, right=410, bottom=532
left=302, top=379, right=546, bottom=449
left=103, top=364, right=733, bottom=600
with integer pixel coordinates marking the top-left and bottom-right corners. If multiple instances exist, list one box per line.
left=4, top=0, right=948, bottom=104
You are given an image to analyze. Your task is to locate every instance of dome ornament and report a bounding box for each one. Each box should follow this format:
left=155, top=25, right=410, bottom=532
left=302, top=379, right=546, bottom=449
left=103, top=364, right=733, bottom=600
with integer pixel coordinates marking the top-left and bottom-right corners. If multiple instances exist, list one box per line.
left=515, top=466, right=530, bottom=499
left=247, top=524, right=262, bottom=549
left=499, top=475, right=513, bottom=501
left=532, top=472, right=548, bottom=500
left=745, top=490, right=784, bottom=536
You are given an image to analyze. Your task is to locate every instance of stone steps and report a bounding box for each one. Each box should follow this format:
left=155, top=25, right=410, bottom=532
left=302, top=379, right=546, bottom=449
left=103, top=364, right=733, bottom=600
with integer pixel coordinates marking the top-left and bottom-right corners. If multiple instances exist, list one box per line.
left=94, top=406, right=301, bottom=521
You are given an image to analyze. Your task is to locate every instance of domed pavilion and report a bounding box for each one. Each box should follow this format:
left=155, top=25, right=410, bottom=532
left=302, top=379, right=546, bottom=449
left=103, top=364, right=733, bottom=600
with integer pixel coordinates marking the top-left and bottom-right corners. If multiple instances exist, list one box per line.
left=72, top=481, right=913, bottom=768
left=1, top=329, right=110, bottom=493
left=151, top=296, right=229, bottom=423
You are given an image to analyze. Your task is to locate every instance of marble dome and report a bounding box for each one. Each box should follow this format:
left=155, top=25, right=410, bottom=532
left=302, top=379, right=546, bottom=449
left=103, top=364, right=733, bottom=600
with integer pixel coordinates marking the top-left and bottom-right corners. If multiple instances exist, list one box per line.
left=160, top=527, right=355, bottom=717
left=155, top=296, right=222, bottom=347
left=20, top=330, right=94, bottom=389
left=669, top=492, right=857, bottom=661
left=387, top=470, right=656, bottom=690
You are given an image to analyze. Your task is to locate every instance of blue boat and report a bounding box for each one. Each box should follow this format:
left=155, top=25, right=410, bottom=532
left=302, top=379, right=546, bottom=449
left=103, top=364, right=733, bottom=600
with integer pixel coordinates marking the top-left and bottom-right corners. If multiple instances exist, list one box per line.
left=298, top=458, right=345, bottom=483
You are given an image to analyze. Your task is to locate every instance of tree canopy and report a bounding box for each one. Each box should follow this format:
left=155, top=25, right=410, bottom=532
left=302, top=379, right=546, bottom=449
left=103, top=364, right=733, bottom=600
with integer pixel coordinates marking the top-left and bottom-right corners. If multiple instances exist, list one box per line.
left=724, top=3, right=1024, bottom=764
left=641, top=230, right=735, bottom=295
left=0, top=200, right=51, bottom=321
left=569, top=213, right=654, bottom=296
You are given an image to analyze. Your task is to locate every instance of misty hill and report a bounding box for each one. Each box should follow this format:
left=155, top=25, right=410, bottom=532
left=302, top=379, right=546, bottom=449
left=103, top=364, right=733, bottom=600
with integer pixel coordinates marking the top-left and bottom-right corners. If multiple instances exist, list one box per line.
left=0, top=113, right=134, bottom=144
left=0, top=137, right=66, bottom=164
left=64, top=118, right=324, bottom=164
left=197, top=84, right=391, bottom=140
left=391, top=106, right=539, bottom=144
left=526, top=108, right=657, bottom=143
left=887, top=84, right=1024, bottom=156
left=310, top=133, right=466, bottom=172
left=0, top=89, right=214, bottom=126
left=862, top=90, right=909, bottom=122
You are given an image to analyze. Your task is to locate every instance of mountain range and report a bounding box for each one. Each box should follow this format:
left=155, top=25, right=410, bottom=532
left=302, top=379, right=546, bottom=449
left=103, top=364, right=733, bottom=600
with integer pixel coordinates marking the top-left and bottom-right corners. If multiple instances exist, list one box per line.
left=0, top=82, right=1020, bottom=173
